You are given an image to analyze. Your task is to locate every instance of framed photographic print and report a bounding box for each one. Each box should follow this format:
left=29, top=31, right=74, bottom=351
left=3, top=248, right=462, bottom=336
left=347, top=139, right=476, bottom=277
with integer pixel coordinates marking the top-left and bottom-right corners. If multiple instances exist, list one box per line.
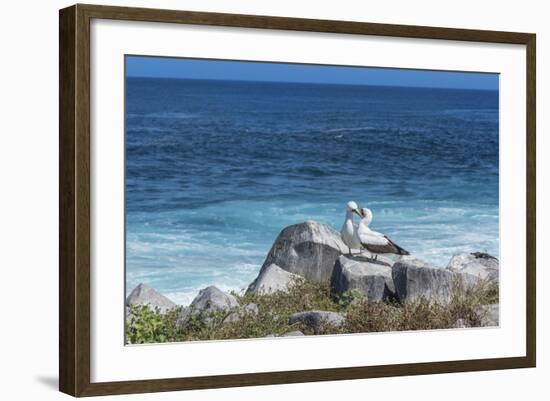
left=59, top=4, right=536, bottom=397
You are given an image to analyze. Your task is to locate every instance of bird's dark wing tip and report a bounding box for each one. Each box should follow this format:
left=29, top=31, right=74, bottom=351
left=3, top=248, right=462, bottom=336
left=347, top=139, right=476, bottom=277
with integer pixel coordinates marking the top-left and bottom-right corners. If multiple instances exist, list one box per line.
left=384, top=235, right=409, bottom=255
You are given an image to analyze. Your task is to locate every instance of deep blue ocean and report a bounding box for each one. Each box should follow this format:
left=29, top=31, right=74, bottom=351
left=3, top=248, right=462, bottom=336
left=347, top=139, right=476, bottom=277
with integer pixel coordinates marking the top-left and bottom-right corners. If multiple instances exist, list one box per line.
left=125, top=77, right=499, bottom=305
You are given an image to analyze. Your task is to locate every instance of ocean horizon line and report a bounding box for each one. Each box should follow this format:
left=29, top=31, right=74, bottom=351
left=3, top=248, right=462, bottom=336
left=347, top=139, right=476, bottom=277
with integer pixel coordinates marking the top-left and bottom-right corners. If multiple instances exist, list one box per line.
left=125, top=75, right=499, bottom=92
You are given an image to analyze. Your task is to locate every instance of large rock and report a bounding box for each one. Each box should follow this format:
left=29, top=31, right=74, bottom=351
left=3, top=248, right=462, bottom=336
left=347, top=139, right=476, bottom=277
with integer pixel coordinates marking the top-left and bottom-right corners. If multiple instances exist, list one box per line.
left=259, top=221, right=347, bottom=285
left=331, top=255, right=395, bottom=302
left=222, top=303, right=259, bottom=324
left=392, top=258, right=456, bottom=304
left=289, top=310, right=345, bottom=334
left=126, top=283, right=177, bottom=313
left=447, top=252, right=499, bottom=282
left=247, top=263, right=304, bottom=295
left=177, top=286, right=239, bottom=326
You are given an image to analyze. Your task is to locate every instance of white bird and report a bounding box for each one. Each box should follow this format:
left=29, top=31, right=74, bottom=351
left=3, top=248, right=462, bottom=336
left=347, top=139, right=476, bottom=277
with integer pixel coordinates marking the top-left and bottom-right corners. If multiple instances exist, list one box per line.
left=357, top=207, right=409, bottom=259
left=340, top=201, right=363, bottom=255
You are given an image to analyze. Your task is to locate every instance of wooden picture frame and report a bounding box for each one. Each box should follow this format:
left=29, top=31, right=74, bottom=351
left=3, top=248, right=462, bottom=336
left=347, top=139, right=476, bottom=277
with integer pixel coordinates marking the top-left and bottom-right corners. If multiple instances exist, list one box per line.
left=59, top=3, right=536, bottom=397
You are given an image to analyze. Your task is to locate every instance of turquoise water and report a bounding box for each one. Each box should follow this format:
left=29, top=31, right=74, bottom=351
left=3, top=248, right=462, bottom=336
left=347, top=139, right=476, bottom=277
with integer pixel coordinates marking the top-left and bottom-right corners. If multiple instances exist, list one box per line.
left=125, top=78, right=499, bottom=305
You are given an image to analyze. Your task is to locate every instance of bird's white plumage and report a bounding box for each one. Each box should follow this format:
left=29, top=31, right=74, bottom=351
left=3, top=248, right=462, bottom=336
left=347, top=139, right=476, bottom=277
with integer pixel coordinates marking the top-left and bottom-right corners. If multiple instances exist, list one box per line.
left=357, top=208, right=389, bottom=246
left=341, top=204, right=408, bottom=257
left=358, top=228, right=389, bottom=246
left=340, top=201, right=362, bottom=252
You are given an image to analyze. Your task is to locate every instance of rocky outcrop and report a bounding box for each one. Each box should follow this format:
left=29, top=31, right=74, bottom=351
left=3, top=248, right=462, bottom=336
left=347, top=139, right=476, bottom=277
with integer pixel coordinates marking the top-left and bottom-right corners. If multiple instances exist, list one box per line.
left=331, top=255, right=395, bottom=302
left=245, top=223, right=500, bottom=308
left=447, top=252, right=499, bottom=282
left=247, top=263, right=304, bottom=295
left=126, top=283, right=177, bottom=313
left=392, top=258, right=456, bottom=304
left=258, top=221, right=348, bottom=285
left=222, top=303, right=259, bottom=324
left=392, top=253, right=499, bottom=304
left=289, top=310, right=345, bottom=334
left=177, top=286, right=239, bottom=326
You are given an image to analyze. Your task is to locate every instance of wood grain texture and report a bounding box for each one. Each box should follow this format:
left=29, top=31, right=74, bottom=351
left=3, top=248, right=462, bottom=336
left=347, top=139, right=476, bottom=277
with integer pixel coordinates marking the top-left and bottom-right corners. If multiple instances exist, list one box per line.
left=75, top=4, right=92, bottom=396
left=77, top=356, right=534, bottom=396
left=78, top=3, right=533, bottom=43
left=59, top=5, right=76, bottom=396
left=525, top=35, right=536, bottom=367
left=59, top=3, right=536, bottom=397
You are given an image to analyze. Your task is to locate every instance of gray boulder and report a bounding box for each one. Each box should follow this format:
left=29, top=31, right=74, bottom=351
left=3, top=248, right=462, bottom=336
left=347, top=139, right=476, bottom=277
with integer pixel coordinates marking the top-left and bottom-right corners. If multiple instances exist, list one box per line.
left=222, top=303, right=259, bottom=324
left=247, top=263, right=304, bottom=295
left=447, top=252, right=499, bottom=282
left=177, top=286, right=239, bottom=326
left=477, top=304, right=499, bottom=327
left=243, top=302, right=259, bottom=315
left=259, top=221, right=348, bottom=285
left=126, top=283, right=177, bottom=313
left=331, top=255, right=395, bottom=302
left=125, top=307, right=132, bottom=324
left=289, top=310, right=345, bottom=334
left=282, top=330, right=305, bottom=337
left=392, top=258, right=456, bottom=304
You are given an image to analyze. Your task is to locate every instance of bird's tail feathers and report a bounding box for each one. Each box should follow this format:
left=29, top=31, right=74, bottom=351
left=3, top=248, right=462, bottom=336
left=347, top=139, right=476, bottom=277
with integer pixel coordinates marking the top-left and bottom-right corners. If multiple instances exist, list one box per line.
left=385, top=236, right=410, bottom=255
left=395, top=244, right=410, bottom=256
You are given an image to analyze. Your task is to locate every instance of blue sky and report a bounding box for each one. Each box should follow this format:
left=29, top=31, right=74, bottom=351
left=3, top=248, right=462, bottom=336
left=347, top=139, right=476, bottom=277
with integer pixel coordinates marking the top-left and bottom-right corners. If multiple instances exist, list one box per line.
left=126, top=56, right=498, bottom=90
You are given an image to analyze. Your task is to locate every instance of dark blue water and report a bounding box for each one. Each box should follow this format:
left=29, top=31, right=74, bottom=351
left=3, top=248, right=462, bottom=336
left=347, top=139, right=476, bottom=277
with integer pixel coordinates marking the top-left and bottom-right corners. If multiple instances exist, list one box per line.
left=126, top=78, right=499, bottom=304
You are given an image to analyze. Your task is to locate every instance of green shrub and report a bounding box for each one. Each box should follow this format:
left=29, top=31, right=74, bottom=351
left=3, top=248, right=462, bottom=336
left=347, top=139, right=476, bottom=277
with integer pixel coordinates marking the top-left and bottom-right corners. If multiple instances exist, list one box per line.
left=335, top=289, right=365, bottom=309
left=125, top=304, right=182, bottom=344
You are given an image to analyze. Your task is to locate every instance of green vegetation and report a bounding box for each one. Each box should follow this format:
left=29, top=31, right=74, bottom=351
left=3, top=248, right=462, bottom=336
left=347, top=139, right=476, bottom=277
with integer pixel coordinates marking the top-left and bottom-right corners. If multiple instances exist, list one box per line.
left=126, top=304, right=181, bottom=344
left=125, top=278, right=498, bottom=344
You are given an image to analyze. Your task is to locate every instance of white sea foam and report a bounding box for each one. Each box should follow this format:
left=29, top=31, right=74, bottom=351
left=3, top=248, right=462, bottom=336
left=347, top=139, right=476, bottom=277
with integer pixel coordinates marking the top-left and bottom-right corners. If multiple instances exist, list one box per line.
left=324, top=126, right=374, bottom=133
